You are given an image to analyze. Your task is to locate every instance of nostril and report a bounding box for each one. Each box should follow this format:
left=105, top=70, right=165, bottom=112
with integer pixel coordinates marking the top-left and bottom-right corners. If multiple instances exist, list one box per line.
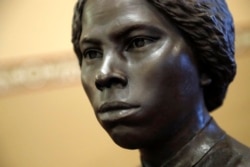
left=95, top=73, right=128, bottom=91
left=110, top=77, right=128, bottom=88
left=95, top=81, right=104, bottom=91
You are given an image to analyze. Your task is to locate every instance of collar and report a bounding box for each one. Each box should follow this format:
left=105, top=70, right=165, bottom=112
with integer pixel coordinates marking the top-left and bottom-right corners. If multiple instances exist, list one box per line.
left=142, top=118, right=226, bottom=167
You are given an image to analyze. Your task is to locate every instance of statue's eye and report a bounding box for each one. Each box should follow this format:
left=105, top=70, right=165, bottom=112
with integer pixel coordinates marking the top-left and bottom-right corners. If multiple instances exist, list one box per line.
left=83, top=49, right=102, bottom=59
left=126, top=37, right=155, bottom=51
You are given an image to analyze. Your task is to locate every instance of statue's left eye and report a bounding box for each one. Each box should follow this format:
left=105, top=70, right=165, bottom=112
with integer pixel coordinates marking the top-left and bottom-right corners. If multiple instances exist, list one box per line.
left=126, top=37, right=155, bottom=51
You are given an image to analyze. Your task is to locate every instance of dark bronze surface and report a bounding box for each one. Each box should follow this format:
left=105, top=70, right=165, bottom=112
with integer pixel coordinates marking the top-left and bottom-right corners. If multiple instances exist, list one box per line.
left=72, top=0, right=250, bottom=166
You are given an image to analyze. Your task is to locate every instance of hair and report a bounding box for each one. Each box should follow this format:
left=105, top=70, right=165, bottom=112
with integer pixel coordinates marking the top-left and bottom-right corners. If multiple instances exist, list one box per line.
left=72, top=0, right=236, bottom=112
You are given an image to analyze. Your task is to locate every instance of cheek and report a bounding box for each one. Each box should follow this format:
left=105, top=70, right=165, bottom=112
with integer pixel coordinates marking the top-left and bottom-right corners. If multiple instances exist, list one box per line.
left=175, top=55, right=200, bottom=93
left=131, top=57, right=176, bottom=90
left=134, top=52, right=199, bottom=101
left=81, top=72, right=98, bottom=106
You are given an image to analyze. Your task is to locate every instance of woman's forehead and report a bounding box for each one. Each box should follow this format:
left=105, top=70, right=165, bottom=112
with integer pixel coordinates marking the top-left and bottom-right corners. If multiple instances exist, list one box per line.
left=80, top=0, right=181, bottom=45
left=82, top=0, right=151, bottom=25
left=81, top=0, right=174, bottom=35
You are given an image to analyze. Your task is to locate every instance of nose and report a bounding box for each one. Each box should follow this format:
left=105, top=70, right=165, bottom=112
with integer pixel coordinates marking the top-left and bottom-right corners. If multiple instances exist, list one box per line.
left=95, top=72, right=128, bottom=91
left=95, top=55, right=128, bottom=91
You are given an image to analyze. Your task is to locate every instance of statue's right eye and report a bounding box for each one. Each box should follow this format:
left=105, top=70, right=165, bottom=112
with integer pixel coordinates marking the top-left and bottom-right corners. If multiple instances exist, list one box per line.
left=83, top=49, right=103, bottom=59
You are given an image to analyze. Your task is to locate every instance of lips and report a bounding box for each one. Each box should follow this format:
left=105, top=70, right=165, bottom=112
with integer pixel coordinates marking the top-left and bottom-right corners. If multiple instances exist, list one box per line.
left=97, top=101, right=140, bottom=122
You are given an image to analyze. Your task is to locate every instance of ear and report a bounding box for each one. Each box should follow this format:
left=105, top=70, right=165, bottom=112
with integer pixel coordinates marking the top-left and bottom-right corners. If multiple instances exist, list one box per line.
left=200, top=73, right=212, bottom=86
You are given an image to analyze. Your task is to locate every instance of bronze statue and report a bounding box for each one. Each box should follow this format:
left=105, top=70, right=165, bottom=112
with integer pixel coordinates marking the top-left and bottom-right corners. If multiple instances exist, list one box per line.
left=71, top=0, right=250, bottom=166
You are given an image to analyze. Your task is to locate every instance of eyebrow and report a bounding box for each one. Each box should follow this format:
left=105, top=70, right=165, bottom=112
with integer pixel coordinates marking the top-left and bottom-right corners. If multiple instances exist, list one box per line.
left=111, top=24, right=163, bottom=41
left=80, top=38, right=101, bottom=46
left=80, top=24, right=163, bottom=45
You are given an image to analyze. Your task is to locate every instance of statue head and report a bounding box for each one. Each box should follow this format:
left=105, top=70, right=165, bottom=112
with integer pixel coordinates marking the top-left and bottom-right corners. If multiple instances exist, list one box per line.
left=72, top=0, right=236, bottom=112
left=71, top=0, right=236, bottom=149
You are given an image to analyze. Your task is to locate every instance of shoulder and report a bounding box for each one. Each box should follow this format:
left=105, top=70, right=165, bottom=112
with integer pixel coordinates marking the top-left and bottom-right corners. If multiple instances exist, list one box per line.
left=195, top=134, right=250, bottom=167
left=227, top=136, right=250, bottom=167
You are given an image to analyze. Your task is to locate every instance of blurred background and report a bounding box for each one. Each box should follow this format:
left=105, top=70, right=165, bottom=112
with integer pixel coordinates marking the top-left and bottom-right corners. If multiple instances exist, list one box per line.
left=0, top=0, right=250, bottom=167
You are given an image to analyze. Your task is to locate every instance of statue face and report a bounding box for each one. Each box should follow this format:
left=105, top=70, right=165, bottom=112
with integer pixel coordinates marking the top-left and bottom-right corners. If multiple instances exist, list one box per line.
left=79, top=0, right=203, bottom=148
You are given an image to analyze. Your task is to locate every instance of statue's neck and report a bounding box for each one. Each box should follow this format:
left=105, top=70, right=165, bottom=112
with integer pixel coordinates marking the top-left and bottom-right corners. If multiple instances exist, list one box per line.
left=139, top=109, right=211, bottom=167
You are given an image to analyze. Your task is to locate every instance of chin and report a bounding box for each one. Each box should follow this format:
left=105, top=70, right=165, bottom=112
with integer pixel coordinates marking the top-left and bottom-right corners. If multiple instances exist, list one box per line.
left=107, top=127, right=139, bottom=149
left=107, top=125, right=156, bottom=150
left=111, top=134, right=144, bottom=150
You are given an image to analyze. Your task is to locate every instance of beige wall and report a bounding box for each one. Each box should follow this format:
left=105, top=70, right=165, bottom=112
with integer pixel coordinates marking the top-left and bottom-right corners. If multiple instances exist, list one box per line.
left=0, top=0, right=250, bottom=167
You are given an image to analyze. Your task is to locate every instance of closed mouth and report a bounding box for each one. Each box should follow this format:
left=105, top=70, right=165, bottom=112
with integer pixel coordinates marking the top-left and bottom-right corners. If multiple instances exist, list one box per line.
left=98, top=101, right=140, bottom=121
left=99, top=101, right=140, bottom=113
